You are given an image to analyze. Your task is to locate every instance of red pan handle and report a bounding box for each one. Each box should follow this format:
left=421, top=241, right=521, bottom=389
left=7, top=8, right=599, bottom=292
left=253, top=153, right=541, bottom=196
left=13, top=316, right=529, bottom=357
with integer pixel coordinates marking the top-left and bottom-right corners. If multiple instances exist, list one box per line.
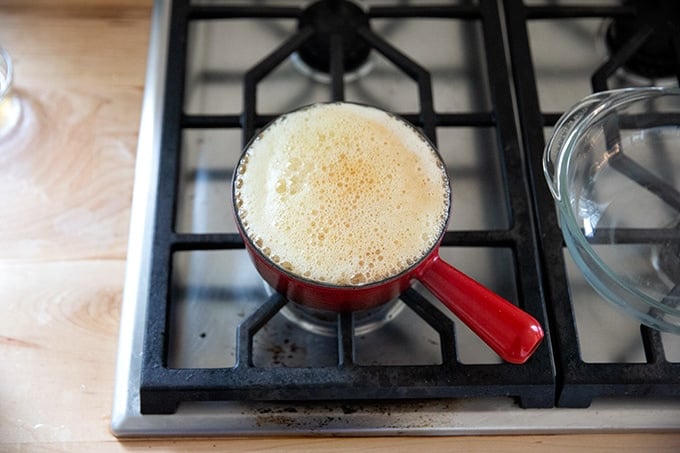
left=417, top=254, right=544, bottom=364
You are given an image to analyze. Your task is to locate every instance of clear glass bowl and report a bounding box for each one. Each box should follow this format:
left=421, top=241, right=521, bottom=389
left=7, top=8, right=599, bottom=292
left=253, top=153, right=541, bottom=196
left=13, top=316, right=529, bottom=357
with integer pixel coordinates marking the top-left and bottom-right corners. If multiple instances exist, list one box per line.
left=544, top=87, right=680, bottom=334
left=0, top=45, right=20, bottom=137
left=0, top=46, right=12, bottom=100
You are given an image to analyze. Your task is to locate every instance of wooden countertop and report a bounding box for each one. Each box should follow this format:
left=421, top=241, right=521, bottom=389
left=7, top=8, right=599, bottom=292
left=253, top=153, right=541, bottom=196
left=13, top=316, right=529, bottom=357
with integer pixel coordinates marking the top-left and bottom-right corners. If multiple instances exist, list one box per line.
left=0, top=1, right=678, bottom=451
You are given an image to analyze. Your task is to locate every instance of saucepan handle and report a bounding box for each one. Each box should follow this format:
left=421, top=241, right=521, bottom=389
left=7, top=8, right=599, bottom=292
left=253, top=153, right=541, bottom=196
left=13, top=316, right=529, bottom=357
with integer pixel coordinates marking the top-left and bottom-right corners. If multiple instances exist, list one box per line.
left=417, top=254, right=544, bottom=364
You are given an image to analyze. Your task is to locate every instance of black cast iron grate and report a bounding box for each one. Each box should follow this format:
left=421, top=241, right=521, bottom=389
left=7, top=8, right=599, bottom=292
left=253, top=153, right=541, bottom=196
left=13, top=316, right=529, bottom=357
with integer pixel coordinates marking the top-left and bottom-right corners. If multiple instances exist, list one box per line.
left=504, top=0, right=680, bottom=407
left=140, top=0, right=555, bottom=415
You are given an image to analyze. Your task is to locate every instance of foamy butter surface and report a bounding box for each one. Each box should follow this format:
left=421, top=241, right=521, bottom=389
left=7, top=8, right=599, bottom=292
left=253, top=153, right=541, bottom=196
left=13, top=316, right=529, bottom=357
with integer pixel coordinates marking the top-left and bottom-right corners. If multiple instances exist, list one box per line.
left=234, top=103, right=450, bottom=286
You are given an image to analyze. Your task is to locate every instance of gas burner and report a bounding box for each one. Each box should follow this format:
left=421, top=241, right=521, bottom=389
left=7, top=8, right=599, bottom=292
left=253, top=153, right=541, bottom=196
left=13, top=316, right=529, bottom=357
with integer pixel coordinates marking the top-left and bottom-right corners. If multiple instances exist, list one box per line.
left=292, top=0, right=374, bottom=82
left=605, top=0, right=680, bottom=81
left=279, top=299, right=406, bottom=337
left=290, top=51, right=373, bottom=84
left=263, top=283, right=405, bottom=336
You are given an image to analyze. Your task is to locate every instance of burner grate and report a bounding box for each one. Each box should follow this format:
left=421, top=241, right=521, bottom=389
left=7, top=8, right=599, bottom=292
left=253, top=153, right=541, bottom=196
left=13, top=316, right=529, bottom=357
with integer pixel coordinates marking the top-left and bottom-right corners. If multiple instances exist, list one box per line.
left=504, top=0, right=680, bottom=408
left=601, top=0, right=680, bottom=83
left=139, top=0, right=555, bottom=415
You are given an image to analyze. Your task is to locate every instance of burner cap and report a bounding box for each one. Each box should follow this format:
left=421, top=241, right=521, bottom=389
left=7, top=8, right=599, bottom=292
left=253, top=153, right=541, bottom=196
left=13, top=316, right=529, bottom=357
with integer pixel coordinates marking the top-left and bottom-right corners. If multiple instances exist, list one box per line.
left=605, top=0, right=680, bottom=79
left=297, top=0, right=371, bottom=73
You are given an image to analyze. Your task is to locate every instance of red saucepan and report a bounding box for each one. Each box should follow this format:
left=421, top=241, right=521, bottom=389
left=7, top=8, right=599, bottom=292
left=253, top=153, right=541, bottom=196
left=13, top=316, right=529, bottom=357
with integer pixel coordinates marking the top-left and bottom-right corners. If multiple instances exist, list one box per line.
left=232, top=102, right=544, bottom=364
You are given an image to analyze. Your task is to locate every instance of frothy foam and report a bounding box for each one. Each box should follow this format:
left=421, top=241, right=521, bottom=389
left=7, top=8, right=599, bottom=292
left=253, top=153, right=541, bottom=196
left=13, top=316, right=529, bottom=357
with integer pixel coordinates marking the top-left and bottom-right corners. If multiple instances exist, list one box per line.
left=234, top=103, right=450, bottom=286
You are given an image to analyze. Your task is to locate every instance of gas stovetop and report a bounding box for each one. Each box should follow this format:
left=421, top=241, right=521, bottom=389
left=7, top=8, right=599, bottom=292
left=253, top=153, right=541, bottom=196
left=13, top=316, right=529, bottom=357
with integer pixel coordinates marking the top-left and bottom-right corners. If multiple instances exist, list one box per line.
left=112, top=0, right=680, bottom=436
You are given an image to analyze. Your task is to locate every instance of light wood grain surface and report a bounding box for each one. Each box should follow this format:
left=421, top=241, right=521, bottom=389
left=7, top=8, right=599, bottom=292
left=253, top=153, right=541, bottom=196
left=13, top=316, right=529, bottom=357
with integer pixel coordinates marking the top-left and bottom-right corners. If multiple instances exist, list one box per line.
left=0, top=1, right=678, bottom=451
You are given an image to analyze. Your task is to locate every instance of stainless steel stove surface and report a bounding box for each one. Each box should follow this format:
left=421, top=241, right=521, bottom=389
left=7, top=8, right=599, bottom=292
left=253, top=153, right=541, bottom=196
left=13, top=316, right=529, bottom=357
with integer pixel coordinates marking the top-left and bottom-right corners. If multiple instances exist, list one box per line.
left=112, top=0, right=680, bottom=436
